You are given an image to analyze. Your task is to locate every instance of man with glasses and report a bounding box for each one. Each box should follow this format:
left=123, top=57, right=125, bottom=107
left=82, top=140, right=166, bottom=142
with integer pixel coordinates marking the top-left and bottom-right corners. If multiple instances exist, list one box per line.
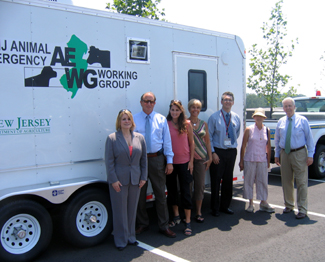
left=208, top=91, right=241, bottom=216
left=133, top=92, right=176, bottom=238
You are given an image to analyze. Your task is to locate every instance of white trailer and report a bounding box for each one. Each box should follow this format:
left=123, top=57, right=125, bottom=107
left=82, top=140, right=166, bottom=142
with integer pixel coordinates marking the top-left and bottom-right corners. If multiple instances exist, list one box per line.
left=0, top=0, right=246, bottom=260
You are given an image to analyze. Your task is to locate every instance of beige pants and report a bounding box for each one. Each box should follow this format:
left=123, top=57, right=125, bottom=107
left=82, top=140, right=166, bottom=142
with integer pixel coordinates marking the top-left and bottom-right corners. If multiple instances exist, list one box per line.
left=280, top=148, right=308, bottom=214
left=243, top=161, right=268, bottom=201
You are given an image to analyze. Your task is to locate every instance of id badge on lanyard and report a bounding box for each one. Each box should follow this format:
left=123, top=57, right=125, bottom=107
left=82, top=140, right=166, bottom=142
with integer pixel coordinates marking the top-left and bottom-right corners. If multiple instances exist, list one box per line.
left=224, top=137, right=231, bottom=146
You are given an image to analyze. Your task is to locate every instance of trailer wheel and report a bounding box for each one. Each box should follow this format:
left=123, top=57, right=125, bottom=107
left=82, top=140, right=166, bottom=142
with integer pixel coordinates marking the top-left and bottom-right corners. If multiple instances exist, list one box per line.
left=0, top=200, right=52, bottom=262
left=309, top=145, right=325, bottom=179
left=61, top=188, right=112, bottom=247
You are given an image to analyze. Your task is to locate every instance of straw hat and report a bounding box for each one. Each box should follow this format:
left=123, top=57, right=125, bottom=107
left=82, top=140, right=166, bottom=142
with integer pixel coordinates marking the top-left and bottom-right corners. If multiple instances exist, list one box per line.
left=252, top=108, right=267, bottom=118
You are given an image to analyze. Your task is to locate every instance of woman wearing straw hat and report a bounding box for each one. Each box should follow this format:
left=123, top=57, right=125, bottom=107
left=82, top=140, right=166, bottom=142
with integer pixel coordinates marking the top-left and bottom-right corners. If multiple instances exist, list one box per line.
left=239, top=108, right=274, bottom=213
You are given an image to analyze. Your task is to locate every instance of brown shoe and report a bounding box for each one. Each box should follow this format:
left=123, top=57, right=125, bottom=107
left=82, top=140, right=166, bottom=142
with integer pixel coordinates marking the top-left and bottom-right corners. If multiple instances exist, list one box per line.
left=283, top=207, right=293, bottom=213
left=296, top=212, right=307, bottom=219
left=135, top=226, right=149, bottom=235
left=159, top=228, right=176, bottom=238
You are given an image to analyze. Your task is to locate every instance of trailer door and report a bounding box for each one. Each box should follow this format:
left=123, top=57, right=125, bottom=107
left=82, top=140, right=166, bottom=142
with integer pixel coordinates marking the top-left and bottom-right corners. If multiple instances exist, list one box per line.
left=173, top=52, right=218, bottom=121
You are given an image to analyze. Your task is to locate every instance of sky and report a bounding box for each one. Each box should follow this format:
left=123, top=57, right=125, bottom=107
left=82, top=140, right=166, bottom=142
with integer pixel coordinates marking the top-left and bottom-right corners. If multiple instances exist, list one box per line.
left=54, top=0, right=325, bottom=97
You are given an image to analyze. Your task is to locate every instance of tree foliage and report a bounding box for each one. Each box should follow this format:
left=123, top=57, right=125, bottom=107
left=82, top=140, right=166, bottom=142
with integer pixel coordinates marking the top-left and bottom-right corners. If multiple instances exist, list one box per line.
left=246, top=93, right=269, bottom=108
left=106, top=0, right=165, bottom=20
left=247, top=0, right=298, bottom=117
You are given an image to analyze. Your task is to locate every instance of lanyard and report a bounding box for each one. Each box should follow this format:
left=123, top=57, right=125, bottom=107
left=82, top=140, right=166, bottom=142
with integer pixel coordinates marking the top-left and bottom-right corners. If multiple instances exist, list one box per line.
left=221, top=111, right=231, bottom=135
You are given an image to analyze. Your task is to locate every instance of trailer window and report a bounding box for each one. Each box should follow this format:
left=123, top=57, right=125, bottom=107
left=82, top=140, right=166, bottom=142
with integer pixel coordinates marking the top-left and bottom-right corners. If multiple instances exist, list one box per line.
left=127, top=38, right=150, bottom=64
left=188, top=70, right=207, bottom=111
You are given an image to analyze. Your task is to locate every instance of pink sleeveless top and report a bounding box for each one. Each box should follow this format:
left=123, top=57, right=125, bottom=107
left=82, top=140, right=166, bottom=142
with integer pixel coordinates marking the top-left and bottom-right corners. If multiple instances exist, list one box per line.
left=243, top=124, right=268, bottom=162
left=168, top=120, right=190, bottom=164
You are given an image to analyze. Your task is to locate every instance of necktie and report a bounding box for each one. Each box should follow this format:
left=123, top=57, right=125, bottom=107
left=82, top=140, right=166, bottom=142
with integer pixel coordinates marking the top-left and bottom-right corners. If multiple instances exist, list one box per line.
left=145, top=115, right=151, bottom=152
left=226, top=113, right=235, bottom=144
left=285, top=117, right=292, bottom=154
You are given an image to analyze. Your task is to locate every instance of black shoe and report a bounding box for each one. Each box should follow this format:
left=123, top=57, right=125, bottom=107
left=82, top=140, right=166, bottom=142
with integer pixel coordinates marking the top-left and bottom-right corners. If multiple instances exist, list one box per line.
left=117, top=246, right=126, bottom=251
left=128, top=241, right=139, bottom=246
left=210, top=211, right=220, bottom=217
left=220, top=208, right=234, bottom=215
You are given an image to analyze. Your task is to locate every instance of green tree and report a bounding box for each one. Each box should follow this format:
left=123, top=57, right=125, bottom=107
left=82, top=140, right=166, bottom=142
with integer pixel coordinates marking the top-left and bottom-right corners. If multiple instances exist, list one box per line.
left=247, top=0, right=298, bottom=118
left=246, top=93, right=268, bottom=108
left=106, top=0, right=165, bottom=20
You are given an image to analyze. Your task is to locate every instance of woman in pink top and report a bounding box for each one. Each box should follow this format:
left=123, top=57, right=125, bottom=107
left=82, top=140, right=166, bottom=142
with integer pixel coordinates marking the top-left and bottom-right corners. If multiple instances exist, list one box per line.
left=239, top=108, right=274, bottom=213
left=166, top=100, right=194, bottom=236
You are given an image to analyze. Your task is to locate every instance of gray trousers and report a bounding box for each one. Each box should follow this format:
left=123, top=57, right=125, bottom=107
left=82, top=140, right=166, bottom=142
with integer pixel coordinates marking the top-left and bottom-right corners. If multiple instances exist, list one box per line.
left=109, top=183, right=140, bottom=248
left=136, top=154, right=169, bottom=230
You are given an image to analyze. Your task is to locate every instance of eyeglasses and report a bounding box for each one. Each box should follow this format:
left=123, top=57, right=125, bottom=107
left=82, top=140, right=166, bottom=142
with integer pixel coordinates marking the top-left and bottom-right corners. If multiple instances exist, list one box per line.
left=119, top=109, right=132, bottom=114
left=142, top=100, right=155, bottom=104
left=222, top=99, right=233, bottom=102
left=170, top=99, right=182, bottom=105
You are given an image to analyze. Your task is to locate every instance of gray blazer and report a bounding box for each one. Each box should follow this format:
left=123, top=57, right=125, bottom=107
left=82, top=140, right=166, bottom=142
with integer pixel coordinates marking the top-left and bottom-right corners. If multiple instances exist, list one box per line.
left=105, top=130, right=147, bottom=185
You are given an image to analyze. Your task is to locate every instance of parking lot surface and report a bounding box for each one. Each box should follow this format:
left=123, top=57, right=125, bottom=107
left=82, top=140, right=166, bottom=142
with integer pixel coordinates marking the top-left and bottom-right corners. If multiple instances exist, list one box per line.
left=35, top=172, right=325, bottom=262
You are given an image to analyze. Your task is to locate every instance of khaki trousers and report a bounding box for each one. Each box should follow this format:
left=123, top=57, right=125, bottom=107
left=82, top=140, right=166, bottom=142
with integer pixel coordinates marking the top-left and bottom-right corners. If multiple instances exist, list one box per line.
left=280, top=148, right=308, bottom=214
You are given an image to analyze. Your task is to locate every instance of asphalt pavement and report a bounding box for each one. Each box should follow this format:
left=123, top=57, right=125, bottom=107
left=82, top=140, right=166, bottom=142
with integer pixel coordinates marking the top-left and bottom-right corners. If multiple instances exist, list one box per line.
left=35, top=172, right=325, bottom=262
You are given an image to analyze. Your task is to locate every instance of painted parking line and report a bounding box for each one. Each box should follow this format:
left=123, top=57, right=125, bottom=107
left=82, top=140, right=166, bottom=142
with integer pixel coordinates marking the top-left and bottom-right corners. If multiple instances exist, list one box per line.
left=204, top=190, right=325, bottom=219
left=137, top=241, right=190, bottom=262
left=138, top=191, right=325, bottom=262
left=232, top=196, right=325, bottom=218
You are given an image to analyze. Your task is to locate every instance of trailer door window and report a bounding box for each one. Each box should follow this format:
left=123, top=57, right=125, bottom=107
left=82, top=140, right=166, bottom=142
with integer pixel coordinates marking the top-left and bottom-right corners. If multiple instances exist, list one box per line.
left=188, top=70, right=207, bottom=111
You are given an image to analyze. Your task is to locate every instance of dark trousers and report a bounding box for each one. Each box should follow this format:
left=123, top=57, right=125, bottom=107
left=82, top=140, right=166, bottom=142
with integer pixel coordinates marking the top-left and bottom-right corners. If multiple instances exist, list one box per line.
left=136, top=154, right=169, bottom=230
left=166, top=162, right=193, bottom=210
left=209, top=147, right=237, bottom=212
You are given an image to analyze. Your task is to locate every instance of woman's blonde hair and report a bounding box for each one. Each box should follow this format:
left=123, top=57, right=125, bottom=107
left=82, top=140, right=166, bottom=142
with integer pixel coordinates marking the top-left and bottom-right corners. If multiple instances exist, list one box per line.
left=115, top=109, right=135, bottom=131
left=188, top=99, right=202, bottom=111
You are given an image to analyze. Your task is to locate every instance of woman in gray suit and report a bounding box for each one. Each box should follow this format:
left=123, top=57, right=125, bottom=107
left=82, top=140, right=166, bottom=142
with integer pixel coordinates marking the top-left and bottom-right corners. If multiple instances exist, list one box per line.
left=105, top=109, right=147, bottom=251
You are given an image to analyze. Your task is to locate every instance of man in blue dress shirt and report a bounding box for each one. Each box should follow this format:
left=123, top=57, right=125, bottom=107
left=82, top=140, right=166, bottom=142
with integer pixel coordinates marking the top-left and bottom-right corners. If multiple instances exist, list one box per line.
left=275, top=97, right=314, bottom=219
left=208, top=91, right=241, bottom=216
left=133, top=92, right=176, bottom=238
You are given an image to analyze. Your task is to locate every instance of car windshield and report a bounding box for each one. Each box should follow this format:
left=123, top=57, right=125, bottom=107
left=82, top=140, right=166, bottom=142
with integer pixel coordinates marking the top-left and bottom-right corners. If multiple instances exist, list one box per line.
left=295, top=99, right=325, bottom=112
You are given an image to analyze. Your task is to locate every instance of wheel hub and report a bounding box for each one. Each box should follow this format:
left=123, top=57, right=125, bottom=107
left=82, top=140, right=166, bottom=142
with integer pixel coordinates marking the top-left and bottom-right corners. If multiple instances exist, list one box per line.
left=12, top=226, right=27, bottom=239
left=84, top=212, right=97, bottom=224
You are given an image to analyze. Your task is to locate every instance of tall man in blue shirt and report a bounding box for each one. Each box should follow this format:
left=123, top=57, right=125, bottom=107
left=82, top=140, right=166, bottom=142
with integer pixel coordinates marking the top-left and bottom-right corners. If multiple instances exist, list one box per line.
left=133, top=92, right=176, bottom=238
left=208, top=91, right=241, bottom=216
left=275, top=97, right=314, bottom=219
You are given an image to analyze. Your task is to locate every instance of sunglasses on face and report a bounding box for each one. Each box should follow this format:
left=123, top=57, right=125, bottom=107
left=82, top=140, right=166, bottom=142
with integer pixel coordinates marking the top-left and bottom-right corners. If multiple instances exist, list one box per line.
left=142, top=100, right=155, bottom=104
left=170, top=99, right=182, bottom=105
left=119, top=109, right=132, bottom=114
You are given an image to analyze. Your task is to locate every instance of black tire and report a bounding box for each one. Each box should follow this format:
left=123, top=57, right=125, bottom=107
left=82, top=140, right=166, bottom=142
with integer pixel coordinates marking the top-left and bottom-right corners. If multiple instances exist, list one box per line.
left=0, top=200, right=52, bottom=262
left=309, top=145, right=325, bottom=179
left=61, top=188, right=112, bottom=247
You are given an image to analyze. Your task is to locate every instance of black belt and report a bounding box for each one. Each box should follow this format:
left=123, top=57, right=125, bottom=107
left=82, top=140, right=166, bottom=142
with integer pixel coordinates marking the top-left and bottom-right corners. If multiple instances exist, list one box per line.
left=214, top=147, right=236, bottom=151
left=282, top=146, right=305, bottom=153
left=147, top=148, right=163, bottom=158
